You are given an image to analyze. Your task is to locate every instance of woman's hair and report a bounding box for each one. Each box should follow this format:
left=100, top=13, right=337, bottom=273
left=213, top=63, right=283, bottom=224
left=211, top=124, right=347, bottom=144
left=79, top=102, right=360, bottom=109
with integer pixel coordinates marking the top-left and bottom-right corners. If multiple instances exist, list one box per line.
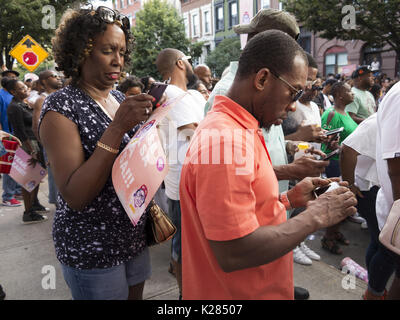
left=117, top=76, right=144, bottom=94
left=52, top=8, right=134, bottom=84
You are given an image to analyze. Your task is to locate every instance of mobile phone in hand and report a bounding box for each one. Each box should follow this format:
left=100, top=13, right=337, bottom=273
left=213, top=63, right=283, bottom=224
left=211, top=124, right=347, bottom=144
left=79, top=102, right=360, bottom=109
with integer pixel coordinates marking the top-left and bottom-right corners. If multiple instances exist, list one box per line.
left=147, top=82, right=168, bottom=107
left=325, top=127, right=344, bottom=136
left=316, top=148, right=339, bottom=161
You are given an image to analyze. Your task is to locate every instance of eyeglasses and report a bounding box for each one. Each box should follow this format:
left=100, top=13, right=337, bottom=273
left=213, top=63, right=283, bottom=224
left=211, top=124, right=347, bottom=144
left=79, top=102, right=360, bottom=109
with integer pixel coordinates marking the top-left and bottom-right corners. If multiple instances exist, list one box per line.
left=269, top=69, right=303, bottom=102
left=87, top=6, right=130, bottom=30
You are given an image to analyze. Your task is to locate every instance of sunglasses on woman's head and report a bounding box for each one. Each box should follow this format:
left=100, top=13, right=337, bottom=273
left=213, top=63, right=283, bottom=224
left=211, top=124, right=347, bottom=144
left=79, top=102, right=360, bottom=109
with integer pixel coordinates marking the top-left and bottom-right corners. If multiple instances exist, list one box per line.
left=87, top=5, right=130, bottom=30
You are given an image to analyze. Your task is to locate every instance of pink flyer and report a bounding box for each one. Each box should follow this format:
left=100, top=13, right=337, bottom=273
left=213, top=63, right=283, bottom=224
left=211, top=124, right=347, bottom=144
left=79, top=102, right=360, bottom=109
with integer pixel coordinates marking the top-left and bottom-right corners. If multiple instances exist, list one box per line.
left=9, top=147, right=47, bottom=192
left=112, top=94, right=185, bottom=225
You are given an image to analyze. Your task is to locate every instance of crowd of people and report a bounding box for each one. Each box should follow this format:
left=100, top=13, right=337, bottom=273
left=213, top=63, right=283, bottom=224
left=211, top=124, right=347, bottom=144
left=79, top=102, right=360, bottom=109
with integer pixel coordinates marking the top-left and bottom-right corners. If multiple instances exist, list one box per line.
left=0, top=5, right=399, bottom=301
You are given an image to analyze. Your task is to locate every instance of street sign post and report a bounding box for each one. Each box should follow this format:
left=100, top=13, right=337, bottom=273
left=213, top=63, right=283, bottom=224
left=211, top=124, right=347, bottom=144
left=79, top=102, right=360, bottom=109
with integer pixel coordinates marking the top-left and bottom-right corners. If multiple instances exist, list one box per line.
left=9, top=35, right=49, bottom=72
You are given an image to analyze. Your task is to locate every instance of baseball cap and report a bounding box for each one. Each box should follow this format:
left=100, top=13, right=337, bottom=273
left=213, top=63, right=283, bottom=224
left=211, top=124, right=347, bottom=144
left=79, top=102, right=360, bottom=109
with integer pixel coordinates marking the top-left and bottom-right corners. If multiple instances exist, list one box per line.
left=351, top=65, right=372, bottom=79
left=233, top=8, right=300, bottom=40
left=24, top=73, right=39, bottom=82
left=1, top=70, right=20, bottom=77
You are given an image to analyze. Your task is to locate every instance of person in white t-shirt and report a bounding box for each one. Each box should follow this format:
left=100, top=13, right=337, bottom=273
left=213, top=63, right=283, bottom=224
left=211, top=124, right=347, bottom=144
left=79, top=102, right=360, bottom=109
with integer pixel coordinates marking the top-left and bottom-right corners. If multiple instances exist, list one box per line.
left=156, top=48, right=205, bottom=299
left=375, top=81, right=400, bottom=299
left=341, top=113, right=397, bottom=299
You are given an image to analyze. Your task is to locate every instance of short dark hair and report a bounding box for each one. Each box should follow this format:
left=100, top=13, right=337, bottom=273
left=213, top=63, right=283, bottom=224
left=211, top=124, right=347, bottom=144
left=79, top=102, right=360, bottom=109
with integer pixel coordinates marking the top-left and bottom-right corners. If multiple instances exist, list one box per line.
left=52, top=8, right=134, bottom=84
left=117, top=76, right=144, bottom=94
left=3, top=78, right=20, bottom=93
left=237, top=30, right=307, bottom=79
left=330, top=81, right=347, bottom=99
left=1, top=77, right=11, bottom=89
left=324, top=78, right=338, bottom=87
left=305, top=52, right=318, bottom=69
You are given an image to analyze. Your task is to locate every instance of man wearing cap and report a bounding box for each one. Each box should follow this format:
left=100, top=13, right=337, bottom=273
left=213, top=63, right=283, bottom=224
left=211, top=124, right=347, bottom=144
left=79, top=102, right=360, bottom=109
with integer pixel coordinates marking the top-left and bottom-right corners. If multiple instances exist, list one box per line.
left=345, top=66, right=376, bottom=124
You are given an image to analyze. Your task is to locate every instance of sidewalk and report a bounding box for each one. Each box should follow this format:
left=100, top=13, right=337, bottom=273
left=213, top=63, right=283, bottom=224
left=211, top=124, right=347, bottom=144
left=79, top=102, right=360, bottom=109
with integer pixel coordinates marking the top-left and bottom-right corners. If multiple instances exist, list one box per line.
left=0, top=178, right=368, bottom=300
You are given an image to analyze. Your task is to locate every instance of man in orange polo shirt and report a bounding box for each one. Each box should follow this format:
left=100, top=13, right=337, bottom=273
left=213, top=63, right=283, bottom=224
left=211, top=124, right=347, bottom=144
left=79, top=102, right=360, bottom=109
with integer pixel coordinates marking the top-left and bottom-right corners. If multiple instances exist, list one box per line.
left=180, top=30, right=358, bottom=300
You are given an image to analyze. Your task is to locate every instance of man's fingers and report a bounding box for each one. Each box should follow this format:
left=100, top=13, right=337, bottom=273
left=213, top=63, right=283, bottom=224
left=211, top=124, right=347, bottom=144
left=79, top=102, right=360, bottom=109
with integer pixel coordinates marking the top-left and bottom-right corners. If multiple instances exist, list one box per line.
left=344, top=206, right=357, bottom=217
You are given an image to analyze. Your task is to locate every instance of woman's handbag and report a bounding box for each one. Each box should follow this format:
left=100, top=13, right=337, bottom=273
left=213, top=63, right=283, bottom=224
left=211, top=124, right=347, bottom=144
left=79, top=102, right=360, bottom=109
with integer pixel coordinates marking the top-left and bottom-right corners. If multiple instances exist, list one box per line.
left=379, top=199, right=400, bottom=255
left=146, top=200, right=176, bottom=246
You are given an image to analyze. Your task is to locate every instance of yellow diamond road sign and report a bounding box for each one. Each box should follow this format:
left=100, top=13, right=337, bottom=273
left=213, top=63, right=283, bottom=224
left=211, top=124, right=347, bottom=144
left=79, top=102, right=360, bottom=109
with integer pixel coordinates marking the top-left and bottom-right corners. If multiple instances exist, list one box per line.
left=9, top=35, right=49, bottom=72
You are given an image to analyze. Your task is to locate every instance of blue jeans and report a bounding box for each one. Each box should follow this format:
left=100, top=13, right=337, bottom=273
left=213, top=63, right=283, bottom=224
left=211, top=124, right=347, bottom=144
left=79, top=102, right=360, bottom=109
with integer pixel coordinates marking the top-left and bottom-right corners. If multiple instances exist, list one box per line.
left=357, top=187, right=399, bottom=294
left=61, top=248, right=151, bottom=300
left=167, top=198, right=181, bottom=263
left=2, top=174, right=17, bottom=201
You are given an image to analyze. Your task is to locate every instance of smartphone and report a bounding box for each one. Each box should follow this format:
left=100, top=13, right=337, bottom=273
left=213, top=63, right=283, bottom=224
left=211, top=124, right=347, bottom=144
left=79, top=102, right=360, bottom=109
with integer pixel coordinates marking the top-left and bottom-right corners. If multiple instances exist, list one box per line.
left=314, top=181, right=340, bottom=197
left=147, top=82, right=168, bottom=107
left=315, top=148, right=339, bottom=161
left=325, top=127, right=344, bottom=136
left=324, top=148, right=340, bottom=160
left=314, top=184, right=331, bottom=197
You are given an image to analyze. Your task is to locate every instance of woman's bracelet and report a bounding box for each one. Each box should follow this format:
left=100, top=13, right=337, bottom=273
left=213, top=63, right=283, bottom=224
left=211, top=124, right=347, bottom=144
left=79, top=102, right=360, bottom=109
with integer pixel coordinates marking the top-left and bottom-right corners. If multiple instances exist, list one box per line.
left=96, top=141, right=119, bottom=154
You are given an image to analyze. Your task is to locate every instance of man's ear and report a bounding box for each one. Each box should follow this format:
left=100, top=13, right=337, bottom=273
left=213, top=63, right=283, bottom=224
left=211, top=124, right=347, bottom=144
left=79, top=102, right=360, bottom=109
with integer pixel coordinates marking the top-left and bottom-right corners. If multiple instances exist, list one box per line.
left=176, top=59, right=185, bottom=71
left=254, top=68, right=270, bottom=91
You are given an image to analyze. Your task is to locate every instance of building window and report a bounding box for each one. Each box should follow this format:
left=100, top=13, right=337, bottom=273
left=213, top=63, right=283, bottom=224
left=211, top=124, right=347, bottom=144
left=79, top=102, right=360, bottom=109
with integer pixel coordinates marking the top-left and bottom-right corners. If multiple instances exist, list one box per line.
left=261, top=0, right=271, bottom=8
left=298, top=27, right=311, bottom=53
left=120, top=0, right=124, bottom=9
left=183, top=16, right=190, bottom=38
left=228, top=1, right=238, bottom=28
left=204, top=10, right=211, bottom=34
left=127, top=0, right=132, bottom=5
left=215, top=5, right=224, bottom=32
left=325, top=46, right=348, bottom=76
left=192, top=13, right=200, bottom=37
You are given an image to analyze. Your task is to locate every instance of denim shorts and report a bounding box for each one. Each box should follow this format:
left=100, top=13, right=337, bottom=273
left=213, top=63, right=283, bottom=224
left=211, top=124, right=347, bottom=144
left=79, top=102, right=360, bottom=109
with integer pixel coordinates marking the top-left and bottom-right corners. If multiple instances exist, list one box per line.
left=168, top=198, right=181, bottom=263
left=61, top=247, right=151, bottom=300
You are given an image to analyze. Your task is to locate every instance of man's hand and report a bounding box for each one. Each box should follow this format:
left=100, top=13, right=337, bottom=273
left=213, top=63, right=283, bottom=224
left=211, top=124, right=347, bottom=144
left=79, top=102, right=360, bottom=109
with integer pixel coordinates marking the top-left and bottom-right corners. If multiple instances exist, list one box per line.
left=287, top=177, right=332, bottom=208
left=286, top=155, right=329, bottom=180
left=305, top=185, right=357, bottom=229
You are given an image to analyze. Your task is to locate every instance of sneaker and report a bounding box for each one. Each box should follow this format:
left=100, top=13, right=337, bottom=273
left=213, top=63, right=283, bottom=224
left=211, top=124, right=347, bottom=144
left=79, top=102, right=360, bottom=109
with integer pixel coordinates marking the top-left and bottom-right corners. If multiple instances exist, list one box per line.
left=14, top=193, right=23, bottom=200
left=31, top=203, right=50, bottom=213
left=22, top=211, right=48, bottom=225
left=293, top=246, right=312, bottom=265
left=348, top=212, right=366, bottom=224
left=2, top=198, right=22, bottom=207
left=300, top=242, right=321, bottom=261
left=361, top=221, right=368, bottom=229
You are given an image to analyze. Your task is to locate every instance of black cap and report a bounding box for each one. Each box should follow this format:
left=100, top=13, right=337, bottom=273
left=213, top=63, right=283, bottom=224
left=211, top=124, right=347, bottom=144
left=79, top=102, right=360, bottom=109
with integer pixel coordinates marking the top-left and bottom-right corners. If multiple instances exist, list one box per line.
left=351, top=65, right=372, bottom=79
left=1, top=70, right=20, bottom=77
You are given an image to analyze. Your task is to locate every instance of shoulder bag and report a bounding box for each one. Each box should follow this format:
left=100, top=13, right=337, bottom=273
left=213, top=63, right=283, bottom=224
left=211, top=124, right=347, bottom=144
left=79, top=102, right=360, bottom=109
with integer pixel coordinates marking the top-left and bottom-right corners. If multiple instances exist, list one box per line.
left=379, top=199, right=400, bottom=255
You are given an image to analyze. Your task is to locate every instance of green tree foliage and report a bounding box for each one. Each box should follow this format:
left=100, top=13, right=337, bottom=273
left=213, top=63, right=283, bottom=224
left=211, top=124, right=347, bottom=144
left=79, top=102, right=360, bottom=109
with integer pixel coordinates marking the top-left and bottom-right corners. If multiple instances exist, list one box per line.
left=0, top=0, right=81, bottom=70
left=130, top=0, right=201, bottom=79
left=205, top=37, right=241, bottom=78
left=281, top=0, right=400, bottom=55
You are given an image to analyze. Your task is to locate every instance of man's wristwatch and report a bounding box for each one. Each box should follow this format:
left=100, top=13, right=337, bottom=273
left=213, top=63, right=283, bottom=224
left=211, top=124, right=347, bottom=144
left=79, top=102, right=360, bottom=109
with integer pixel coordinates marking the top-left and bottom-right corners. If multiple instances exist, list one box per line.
left=279, top=191, right=293, bottom=210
